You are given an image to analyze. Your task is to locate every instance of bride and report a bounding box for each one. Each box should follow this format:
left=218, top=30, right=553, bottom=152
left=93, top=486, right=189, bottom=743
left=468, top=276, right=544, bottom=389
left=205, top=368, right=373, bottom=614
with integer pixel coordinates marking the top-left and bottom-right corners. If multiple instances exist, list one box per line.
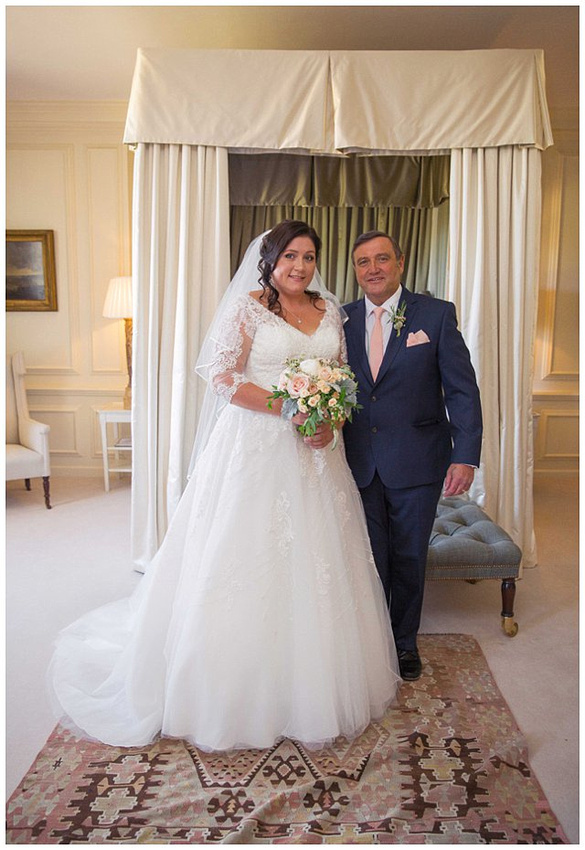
left=49, top=220, right=400, bottom=751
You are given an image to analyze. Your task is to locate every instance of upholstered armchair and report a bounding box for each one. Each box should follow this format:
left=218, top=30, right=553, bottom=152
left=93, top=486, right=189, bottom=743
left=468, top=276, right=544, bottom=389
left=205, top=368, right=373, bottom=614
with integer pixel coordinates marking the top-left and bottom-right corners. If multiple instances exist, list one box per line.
left=6, top=351, right=52, bottom=509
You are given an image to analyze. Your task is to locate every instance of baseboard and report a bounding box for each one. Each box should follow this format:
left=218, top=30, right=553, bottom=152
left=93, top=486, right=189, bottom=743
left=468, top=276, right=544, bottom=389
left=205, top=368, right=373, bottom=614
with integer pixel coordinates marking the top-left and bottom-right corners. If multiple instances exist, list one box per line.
left=49, top=466, right=131, bottom=479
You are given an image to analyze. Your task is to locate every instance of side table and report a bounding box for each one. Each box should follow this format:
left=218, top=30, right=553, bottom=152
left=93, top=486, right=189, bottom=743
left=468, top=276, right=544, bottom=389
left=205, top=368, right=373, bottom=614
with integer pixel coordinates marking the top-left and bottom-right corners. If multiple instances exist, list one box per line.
left=96, top=404, right=132, bottom=492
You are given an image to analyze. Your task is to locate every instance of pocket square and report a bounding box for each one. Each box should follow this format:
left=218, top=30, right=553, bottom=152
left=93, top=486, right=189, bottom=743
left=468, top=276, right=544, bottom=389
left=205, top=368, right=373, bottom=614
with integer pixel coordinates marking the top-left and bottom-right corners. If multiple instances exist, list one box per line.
left=406, top=329, right=431, bottom=347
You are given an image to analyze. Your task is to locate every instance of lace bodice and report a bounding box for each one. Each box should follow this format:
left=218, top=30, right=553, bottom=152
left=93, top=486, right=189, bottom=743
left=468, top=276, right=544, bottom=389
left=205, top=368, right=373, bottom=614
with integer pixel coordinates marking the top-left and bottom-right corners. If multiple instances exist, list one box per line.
left=209, top=294, right=347, bottom=401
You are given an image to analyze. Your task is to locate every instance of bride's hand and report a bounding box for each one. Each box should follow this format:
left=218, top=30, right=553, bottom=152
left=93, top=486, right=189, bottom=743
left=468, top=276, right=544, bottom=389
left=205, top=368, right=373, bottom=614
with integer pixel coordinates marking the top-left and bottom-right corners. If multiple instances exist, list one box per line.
left=304, top=422, right=335, bottom=450
left=291, top=412, right=308, bottom=426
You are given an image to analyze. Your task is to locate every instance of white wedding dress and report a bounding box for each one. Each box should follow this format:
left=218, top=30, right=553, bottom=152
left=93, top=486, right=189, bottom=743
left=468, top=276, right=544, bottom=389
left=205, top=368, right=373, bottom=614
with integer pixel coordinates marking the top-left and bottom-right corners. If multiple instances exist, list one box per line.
left=49, top=295, right=400, bottom=751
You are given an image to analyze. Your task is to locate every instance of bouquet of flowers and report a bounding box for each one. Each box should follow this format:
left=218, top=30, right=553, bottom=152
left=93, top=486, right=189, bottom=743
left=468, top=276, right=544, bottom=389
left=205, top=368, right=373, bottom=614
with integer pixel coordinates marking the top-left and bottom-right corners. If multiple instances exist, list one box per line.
left=267, top=357, right=362, bottom=444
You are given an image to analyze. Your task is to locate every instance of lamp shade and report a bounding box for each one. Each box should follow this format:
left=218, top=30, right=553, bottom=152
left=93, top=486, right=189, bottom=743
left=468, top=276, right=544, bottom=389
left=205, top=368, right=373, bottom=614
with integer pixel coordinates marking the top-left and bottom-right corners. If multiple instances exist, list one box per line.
left=103, top=276, right=133, bottom=319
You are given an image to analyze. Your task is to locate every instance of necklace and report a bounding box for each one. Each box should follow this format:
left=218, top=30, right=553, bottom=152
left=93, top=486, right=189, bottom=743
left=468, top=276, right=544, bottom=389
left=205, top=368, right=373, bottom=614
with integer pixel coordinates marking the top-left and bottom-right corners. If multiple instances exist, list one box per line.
left=285, top=306, right=303, bottom=325
left=281, top=296, right=307, bottom=325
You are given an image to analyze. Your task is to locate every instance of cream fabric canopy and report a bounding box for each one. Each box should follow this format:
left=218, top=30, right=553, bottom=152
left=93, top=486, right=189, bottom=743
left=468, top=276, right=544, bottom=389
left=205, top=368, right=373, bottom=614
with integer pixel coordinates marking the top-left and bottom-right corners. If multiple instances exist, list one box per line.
left=127, top=46, right=552, bottom=570
left=124, top=48, right=553, bottom=152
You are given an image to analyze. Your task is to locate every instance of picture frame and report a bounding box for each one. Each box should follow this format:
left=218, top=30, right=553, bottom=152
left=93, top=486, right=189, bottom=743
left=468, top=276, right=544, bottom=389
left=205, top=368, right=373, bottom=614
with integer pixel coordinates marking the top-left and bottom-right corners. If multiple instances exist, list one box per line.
left=6, top=230, right=58, bottom=312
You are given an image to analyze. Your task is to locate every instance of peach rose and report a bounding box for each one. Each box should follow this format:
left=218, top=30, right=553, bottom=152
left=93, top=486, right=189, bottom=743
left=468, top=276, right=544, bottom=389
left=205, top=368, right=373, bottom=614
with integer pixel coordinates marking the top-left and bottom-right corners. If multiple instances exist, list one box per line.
left=319, top=365, right=334, bottom=381
left=288, top=374, right=311, bottom=398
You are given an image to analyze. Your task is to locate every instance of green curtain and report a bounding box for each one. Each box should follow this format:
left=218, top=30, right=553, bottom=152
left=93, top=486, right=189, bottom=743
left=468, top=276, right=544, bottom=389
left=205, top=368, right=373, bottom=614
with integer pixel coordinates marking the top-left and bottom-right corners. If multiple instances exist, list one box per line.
left=229, top=154, right=450, bottom=208
left=230, top=203, right=449, bottom=303
left=228, top=153, right=450, bottom=302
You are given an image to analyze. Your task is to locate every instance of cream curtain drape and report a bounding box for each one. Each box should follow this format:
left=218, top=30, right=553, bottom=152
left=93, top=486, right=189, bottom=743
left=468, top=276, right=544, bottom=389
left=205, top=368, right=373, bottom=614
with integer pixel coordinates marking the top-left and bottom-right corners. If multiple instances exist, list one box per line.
left=448, top=147, right=541, bottom=568
left=131, top=143, right=230, bottom=568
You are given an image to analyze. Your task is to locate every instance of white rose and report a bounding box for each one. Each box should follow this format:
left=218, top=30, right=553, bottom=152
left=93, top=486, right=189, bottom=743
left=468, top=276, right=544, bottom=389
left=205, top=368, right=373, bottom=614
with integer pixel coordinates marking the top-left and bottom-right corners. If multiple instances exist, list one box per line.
left=299, top=359, right=321, bottom=378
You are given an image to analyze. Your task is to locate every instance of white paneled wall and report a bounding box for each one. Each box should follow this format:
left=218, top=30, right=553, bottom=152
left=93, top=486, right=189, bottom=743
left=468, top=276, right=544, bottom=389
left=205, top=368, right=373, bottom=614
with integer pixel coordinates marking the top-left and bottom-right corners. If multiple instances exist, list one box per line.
left=6, top=102, right=578, bottom=476
left=7, top=102, right=132, bottom=474
left=533, top=133, right=579, bottom=475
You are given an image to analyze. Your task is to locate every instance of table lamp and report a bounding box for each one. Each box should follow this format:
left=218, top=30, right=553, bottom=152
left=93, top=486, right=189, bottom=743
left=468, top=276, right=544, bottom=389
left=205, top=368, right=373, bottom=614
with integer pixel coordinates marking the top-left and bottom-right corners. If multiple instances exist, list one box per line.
left=103, top=275, right=133, bottom=409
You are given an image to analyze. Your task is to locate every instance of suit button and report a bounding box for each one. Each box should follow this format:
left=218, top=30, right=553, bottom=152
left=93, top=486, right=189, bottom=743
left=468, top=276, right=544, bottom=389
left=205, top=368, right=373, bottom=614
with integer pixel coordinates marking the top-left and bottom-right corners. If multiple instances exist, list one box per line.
left=371, top=395, right=377, bottom=402
left=371, top=427, right=378, bottom=434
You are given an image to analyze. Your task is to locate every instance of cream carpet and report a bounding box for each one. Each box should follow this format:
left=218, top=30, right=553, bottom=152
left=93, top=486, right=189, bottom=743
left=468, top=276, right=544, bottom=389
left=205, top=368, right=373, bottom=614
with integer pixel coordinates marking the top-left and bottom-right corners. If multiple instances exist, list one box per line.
left=5, top=473, right=579, bottom=842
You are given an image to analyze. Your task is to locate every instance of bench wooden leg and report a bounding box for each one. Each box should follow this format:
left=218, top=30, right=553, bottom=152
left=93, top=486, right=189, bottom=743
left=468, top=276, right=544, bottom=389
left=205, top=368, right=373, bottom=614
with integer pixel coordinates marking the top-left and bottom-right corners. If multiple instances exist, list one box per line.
left=501, top=578, right=518, bottom=637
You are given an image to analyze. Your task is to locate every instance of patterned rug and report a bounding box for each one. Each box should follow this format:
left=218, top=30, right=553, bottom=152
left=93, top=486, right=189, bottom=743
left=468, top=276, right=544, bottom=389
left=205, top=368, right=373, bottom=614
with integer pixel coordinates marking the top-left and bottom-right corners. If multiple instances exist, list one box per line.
left=7, top=635, right=567, bottom=844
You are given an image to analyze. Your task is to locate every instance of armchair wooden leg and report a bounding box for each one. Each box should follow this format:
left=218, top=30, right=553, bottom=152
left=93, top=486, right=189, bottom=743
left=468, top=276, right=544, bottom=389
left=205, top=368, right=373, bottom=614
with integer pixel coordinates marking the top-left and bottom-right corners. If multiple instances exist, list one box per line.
left=501, top=578, right=518, bottom=637
left=24, top=478, right=31, bottom=491
left=42, top=476, right=52, bottom=510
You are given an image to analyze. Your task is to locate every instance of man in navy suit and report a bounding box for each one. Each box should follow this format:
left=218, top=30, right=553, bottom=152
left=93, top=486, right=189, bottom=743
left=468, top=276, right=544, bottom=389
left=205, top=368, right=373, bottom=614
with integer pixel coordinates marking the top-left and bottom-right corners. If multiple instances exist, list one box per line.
left=342, top=232, right=482, bottom=681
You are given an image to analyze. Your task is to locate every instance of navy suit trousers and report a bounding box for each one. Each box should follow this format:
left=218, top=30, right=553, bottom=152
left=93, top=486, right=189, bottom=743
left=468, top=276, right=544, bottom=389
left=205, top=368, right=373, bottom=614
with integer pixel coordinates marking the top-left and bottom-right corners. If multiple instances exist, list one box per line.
left=358, top=473, right=443, bottom=652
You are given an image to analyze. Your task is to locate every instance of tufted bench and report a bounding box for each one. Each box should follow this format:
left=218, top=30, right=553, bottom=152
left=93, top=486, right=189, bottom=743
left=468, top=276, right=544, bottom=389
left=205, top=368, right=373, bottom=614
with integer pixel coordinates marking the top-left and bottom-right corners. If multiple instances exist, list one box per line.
left=427, top=496, right=522, bottom=636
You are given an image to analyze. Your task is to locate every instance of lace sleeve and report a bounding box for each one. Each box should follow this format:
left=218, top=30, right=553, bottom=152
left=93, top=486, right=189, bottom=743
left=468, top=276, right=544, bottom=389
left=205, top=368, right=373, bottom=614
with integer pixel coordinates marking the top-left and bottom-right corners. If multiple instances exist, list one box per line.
left=331, top=304, right=348, bottom=365
left=207, top=295, right=259, bottom=402
left=340, top=326, right=348, bottom=366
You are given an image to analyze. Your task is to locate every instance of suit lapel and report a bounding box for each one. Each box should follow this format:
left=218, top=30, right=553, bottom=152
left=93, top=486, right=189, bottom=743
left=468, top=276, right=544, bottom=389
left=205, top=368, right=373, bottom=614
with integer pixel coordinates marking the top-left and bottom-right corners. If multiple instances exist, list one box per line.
left=375, top=289, right=418, bottom=384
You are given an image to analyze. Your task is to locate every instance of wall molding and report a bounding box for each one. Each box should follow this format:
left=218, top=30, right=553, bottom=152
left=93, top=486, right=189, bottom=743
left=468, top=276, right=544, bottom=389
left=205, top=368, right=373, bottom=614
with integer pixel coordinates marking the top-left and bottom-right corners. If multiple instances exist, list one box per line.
left=534, top=145, right=579, bottom=420
left=85, top=142, right=132, bottom=376
left=534, top=468, right=578, bottom=478
left=534, top=409, right=579, bottom=465
left=549, top=127, right=579, bottom=157
left=28, top=404, right=82, bottom=457
left=27, top=387, right=124, bottom=397
left=537, top=151, right=563, bottom=384
left=533, top=390, right=578, bottom=403
left=7, top=141, right=82, bottom=375
left=7, top=100, right=129, bottom=129
left=8, top=104, right=133, bottom=480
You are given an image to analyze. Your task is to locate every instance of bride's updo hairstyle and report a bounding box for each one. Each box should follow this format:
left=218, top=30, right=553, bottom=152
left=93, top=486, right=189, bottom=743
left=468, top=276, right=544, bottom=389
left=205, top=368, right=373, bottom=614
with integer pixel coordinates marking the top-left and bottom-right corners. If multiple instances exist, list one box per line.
left=258, top=220, right=323, bottom=315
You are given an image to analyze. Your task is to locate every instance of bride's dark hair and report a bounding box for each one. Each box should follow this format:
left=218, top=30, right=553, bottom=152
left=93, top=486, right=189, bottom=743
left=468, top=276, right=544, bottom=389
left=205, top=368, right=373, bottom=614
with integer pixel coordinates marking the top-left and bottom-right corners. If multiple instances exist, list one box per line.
left=258, top=220, right=323, bottom=315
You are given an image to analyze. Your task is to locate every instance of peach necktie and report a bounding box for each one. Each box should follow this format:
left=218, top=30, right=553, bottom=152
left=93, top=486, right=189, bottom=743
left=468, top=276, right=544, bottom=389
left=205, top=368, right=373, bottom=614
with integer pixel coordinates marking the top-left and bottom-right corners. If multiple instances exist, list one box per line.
left=369, top=306, right=385, bottom=380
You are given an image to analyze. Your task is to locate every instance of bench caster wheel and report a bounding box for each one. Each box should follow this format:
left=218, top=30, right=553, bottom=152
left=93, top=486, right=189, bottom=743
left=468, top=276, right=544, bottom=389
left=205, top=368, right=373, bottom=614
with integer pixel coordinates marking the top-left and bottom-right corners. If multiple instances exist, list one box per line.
left=502, top=616, right=518, bottom=637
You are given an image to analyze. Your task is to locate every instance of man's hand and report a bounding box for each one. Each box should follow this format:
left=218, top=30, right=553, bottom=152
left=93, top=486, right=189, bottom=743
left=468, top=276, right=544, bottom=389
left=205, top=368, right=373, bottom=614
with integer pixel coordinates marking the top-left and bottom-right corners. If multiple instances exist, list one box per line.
left=443, top=463, right=474, bottom=497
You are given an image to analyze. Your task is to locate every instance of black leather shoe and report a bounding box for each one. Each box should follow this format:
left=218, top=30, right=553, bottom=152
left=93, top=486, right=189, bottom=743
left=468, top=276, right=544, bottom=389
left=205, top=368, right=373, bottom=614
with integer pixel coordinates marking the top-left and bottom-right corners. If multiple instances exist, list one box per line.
left=397, top=649, right=422, bottom=681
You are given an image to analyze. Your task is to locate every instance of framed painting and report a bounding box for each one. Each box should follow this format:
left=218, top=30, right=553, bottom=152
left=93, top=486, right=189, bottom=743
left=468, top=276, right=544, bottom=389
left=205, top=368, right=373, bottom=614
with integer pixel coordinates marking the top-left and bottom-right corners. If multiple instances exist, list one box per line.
left=6, top=230, right=58, bottom=312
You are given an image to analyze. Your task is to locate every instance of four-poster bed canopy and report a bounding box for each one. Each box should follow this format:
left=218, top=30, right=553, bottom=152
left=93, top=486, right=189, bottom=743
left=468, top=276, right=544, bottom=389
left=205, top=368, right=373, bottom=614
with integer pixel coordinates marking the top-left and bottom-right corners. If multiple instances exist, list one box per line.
left=123, top=47, right=553, bottom=571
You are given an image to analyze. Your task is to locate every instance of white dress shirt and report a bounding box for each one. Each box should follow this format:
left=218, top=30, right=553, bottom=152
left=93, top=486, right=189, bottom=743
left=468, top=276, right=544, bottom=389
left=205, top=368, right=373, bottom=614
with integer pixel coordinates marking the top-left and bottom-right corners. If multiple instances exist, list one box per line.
left=364, top=285, right=403, bottom=358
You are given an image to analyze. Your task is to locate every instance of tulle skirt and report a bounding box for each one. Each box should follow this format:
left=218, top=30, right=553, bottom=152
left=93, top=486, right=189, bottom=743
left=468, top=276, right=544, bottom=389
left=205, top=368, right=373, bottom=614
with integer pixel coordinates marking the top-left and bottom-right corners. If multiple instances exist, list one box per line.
left=49, top=406, right=400, bottom=751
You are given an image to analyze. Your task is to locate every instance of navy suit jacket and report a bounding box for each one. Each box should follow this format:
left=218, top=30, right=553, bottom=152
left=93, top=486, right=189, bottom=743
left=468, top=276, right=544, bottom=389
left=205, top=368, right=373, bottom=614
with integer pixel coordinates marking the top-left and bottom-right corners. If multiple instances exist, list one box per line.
left=343, top=287, right=482, bottom=490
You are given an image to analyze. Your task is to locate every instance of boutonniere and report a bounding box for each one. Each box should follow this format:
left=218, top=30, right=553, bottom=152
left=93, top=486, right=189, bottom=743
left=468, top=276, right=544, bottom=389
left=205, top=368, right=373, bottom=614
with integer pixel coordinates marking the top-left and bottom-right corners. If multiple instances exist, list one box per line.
left=389, top=302, right=407, bottom=337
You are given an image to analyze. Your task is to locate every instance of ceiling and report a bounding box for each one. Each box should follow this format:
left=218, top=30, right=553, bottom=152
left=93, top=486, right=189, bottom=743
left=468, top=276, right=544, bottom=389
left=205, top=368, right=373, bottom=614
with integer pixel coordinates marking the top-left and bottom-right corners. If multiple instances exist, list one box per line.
left=6, top=5, right=578, bottom=127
